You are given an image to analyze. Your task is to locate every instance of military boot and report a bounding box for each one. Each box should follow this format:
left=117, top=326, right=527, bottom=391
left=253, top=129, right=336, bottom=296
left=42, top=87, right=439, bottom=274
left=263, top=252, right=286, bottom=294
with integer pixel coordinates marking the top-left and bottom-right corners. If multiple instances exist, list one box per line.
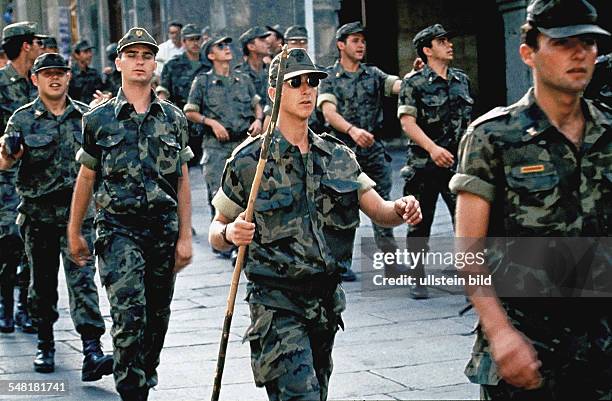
left=0, top=284, right=15, bottom=333
left=14, top=288, right=35, bottom=333
left=81, top=339, right=113, bottom=381
left=33, top=323, right=55, bottom=373
left=119, top=386, right=149, bottom=401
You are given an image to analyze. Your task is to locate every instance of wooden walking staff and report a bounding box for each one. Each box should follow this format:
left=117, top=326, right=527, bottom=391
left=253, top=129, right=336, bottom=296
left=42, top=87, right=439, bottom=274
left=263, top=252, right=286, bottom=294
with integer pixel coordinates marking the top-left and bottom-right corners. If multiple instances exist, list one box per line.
left=211, top=45, right=289, bottom=401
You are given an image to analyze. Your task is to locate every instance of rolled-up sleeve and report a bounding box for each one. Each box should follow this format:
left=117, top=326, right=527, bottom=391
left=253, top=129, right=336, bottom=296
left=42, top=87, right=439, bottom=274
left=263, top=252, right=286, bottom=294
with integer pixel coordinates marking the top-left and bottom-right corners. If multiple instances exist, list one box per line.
left=397, top=79, right=418, bottom=118
left=76, top=113, right=100, bottom=170
left=449, top=125, right=498, bottom=203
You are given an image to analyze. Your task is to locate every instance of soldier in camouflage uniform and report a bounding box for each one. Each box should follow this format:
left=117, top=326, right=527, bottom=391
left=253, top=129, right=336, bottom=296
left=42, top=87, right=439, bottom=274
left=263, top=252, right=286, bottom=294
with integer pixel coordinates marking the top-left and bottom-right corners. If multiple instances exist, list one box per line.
left=0, top=53, right=113, bottom=379
left=209, top=48, right=422, bottom=400
left=68, top=27, right=193, bottom=401
left=101, top=42, right=121, bottom=97
left=397, top=24, right=473, bottom=299
left=265, top=24, right=284, bottom=58
left=236, top=26, right=270, bottom=109
left=449, top=1, right=611, bottom=399
left=0, top=21, right=45, bottom=334
left=318, top=21, right=402, bottom=281
left=184, top=36, right=263, bottom=219
left=160, top=24, right=209, bottom=168
left=68, top=39, right=103, bottom=104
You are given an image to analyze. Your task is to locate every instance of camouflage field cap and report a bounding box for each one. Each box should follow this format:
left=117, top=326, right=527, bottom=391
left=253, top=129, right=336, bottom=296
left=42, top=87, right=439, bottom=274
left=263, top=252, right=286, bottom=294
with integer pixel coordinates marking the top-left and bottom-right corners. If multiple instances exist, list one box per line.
left=203, top=36, right=232, bottom=55
left=266, top=24, right=284, bottom=39
left=239, top=26, right=270, bottom=47
left=336, top=21, right=365, bottom=40
left=527, top=0, right=610, bottom=38
left=117, top=27, right=159, bottom=54
left=268, top=48, right=327, bottom=87
left=74, top=39, right=94, bottom=52
left=32, top=53, right=70, bottom=73
left=285, top=25, right=308, bottom=40
left=413, top=24, right=453, bottom=49
left=2, top=21, right=48, bottom=42
left=181, top=24, right=201, bottom=39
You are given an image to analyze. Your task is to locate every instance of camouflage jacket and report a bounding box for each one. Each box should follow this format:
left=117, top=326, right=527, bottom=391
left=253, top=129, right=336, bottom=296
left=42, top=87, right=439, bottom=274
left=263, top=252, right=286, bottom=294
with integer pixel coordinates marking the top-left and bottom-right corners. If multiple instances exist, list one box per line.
left=77, top=89, right=193, bottom=216
left=68, top=64, right=103, bottom=104
left=450, top=88, right=612, bottom=385
left=585, top=53, right=611, bottom=107
left=102, top=69, right=121, bottom=98
left=2, top=96, right=90, bottom=224
left=184, top=70, right=260, bottom=141
left=317, top=60, right=399, bottom=146
left=234, top=60, right=268, bottom=108
left=0, top=63, right=37, bottom=237
left=160, top=53, right=209, bottom=110
left=398, top=64, right=473, bottom=171
left=212, top=129, right=374, bottom=317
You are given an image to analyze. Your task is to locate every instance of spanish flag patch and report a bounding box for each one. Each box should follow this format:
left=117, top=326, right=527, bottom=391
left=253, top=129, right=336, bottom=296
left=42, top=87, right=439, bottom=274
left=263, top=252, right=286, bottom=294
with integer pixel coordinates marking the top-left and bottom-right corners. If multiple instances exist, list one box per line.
left=520, top=164, right=545, bottom=174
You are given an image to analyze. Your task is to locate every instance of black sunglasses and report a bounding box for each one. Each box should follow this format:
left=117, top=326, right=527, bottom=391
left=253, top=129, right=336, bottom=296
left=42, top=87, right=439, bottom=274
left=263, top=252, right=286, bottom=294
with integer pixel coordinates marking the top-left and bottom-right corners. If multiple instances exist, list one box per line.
left=287, top=75, right=320, bottom=89
left=216, top=42, right=230, bottom=50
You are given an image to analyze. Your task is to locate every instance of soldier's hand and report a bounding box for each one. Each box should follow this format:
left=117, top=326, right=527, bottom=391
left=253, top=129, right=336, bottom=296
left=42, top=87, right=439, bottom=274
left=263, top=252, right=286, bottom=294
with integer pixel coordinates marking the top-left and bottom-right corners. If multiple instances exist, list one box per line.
left=68, top=233, right=92, bottom=267
left=489, top=325, right=543, bottom=390
left=0, top=138, right=23, bottom=161
left=395, top=195, right=422, bottom=226
left=349, top=127, right=375, bottom=148
left=173, top=236, right=193, bottom=273
left=412, top=57, right=425, bottom=72
left=228, top=212, right=255, bottom=246
left=211, top=121, right=230, bottom=142
left=429, top=145, right=454, bottom=168
left=248, top=119, right=262, bottom=137
left=90, top=90, right=112, bottom=107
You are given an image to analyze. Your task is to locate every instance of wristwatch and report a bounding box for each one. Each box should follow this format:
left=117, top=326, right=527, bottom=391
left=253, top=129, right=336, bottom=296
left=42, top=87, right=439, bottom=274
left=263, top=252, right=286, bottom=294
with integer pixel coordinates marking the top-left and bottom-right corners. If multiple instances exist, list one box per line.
left=221, top=224, right=233, bottom=245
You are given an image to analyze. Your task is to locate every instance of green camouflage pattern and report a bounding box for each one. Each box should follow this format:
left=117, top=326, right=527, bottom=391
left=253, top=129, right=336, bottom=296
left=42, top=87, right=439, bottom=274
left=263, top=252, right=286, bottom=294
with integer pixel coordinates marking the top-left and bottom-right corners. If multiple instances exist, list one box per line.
left=102, top=69, right=121, bottom=97
left=215, top=129, right=363, bottom=283
left=68, top=64, right=103, bottom=104
left=2, top=97, right=93, bottom=224
left=77, top=89, right=192, bottom=215
left=244, top=302, right=339, bottom=399
left=235, top=59, right=268, bottom=107
left=585, top=53, right=611, bottom=106
left=160, top=53, right=209, bottom=110
left=398, top=64, right=473, bottom=171
left=24, top=218, right=105, bottom=337
left=185, top=70, right=258, bottom=139
left=319, top=61, right=392, bottom=137
left=94, top=211, right=178, bottom=394
left=200, top=136, right=239, bottom=216
left=450, top=89, right=612, bottom=395
left=214, top=129, right=360, bottom=398
left=318, top=60, right=397, bottom=248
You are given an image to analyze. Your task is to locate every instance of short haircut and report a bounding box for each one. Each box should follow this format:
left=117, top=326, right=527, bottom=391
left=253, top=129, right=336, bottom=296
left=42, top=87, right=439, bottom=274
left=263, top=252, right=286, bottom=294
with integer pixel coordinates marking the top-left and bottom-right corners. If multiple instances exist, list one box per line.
left=520, top=22, right=540, bottom=50
left=168, top=21, right=183, bottom=30
left=2, top=35, right=34, bottom=60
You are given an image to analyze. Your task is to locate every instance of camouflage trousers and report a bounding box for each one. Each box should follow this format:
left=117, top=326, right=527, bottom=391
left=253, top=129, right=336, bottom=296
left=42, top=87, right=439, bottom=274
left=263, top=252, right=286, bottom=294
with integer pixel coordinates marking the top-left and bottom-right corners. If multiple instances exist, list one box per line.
left=402, top=166, right=456, bottom=277
left=245, top=303, right=338, bottom=401
left=351, top=141, right=395, bottom=251
left=22, top=219, right=105, bottom=338
left=0, top=234, right=22, bottom=290
left=94, top=212, right=178, bottom=395
left=202, top=137, right=242, bottom=218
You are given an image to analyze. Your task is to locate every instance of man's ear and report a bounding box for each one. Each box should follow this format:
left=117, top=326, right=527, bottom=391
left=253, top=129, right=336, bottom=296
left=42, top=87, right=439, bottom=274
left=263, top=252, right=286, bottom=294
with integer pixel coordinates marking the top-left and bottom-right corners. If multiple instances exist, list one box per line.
left=268, top=85, right=275, bottom=102
left=115, top=55, right=122, bottom=72
left=31, top=73, right=38, bottom=87
left=519, top=43, right=535, bottom=68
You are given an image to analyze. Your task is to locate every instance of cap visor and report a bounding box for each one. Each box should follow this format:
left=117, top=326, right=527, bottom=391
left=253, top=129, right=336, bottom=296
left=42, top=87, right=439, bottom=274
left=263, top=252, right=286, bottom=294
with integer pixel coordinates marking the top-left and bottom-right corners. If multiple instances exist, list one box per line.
left=284, top=69, right=328, bottom=81
left=213, top=36, right=232, bottom=45
left=257, top=32, right=271, bottom=38
left=35, top=66, right=70, bottom=72
left=119, top=41, right=159, bottom=53
left=287, top=36, right=308, bottom=40
left=433, top=30, right=455, bottom=39
left=539, top=24, right=611, bottom=39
